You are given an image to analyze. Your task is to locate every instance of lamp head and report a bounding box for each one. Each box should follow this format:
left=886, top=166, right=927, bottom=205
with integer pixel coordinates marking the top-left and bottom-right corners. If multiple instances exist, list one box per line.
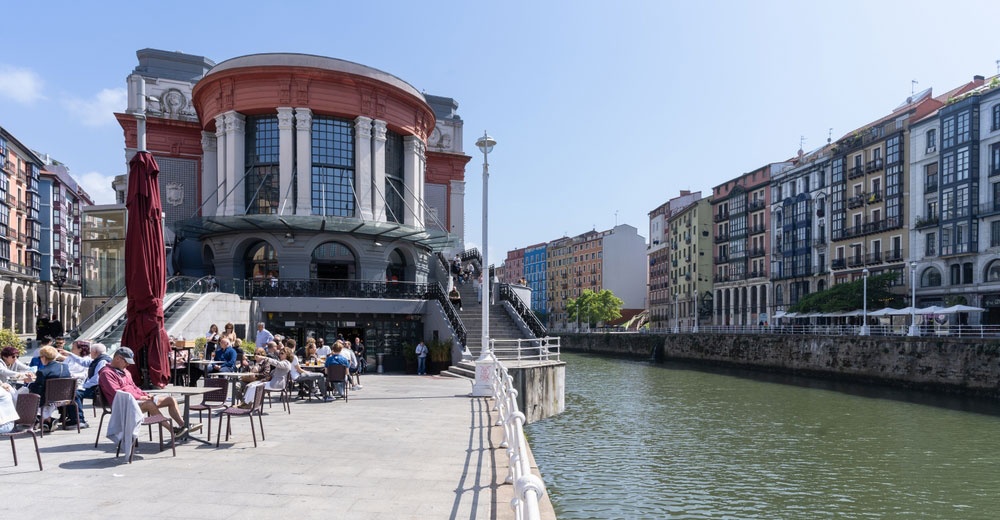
left=862, top=268, right=869, bottom=276
left=475, top=133, right=496, bottom=155
left=910, top=261, right=917, bottom=269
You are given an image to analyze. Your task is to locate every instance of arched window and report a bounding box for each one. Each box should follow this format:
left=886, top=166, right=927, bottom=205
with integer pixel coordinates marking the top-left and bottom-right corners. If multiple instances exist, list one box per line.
left=921, top=267, right=942, bottom=287
left=311, top=241, right=356, bottom=280
left=386, top=248, right=406, bottom=281
left=986, top=260, right=1000, bottom=283
left=245, top=242, right=278, bottom=280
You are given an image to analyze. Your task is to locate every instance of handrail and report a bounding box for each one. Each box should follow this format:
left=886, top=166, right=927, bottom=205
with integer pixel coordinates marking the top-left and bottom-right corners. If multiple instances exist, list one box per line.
left=585, top=324, right=1000, bottom=338
left=425, top=281, right=468, bottom=346
left=490, top=355, right=547, bottom=520
left=498, top=284, right=547, bottom=338
left=72, top=284, right=127, bottom=337
left=491, top=337, right=561, bottom=362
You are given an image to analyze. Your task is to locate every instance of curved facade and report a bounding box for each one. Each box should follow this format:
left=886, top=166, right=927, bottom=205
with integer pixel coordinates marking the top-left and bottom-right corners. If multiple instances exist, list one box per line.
left=114, top=49, right=470, bottom=355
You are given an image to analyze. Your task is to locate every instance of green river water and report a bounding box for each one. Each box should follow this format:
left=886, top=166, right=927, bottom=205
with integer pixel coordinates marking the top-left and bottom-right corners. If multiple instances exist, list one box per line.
left=524, top=352, right=1000, bottom=519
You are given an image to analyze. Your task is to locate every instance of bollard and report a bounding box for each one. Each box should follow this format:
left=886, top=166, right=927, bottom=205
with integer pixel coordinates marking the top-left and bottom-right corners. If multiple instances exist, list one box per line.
left=376, top=353, right=384, bottom=374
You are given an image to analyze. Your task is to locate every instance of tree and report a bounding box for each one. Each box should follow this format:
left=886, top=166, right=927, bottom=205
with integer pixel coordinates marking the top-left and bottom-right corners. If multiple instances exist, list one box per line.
left=566, top=289, right=624, bottom=328
left=790, top=273, right=902, bottom=313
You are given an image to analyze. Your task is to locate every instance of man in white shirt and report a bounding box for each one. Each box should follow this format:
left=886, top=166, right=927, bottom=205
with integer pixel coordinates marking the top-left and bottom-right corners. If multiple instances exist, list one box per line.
left=315, top=338, right=332, bottom=358
left=255, top=322, right=274, bottom=351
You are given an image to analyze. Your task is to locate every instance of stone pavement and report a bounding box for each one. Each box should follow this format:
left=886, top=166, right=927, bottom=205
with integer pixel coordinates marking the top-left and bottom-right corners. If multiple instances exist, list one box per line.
left=1, top=374, right=554, bottom=520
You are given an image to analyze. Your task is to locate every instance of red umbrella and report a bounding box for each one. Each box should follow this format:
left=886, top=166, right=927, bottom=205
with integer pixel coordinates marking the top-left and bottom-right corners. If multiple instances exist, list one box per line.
left=121, top=151, right=170, bottom=388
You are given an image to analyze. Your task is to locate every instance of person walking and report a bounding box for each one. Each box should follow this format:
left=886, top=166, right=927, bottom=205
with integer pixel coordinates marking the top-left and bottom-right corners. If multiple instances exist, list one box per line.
left=415, top=341, right=429, bottom=375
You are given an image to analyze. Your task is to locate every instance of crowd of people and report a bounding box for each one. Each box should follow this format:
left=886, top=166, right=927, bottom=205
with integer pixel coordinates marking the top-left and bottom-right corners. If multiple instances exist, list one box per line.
left=0, top=322, right=376, bottom=435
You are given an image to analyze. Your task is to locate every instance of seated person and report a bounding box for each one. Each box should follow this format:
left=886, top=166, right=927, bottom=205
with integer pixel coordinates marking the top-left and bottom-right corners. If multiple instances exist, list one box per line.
left=259, top=347, right=293, bottom=391
left=0, top=382, right=18, bottom=434
left=236, top=347, right=273, bottom=398
left=324, top=343, right=351, bottom=400
left=1, top=346, right=34, bottom=386
left=449, top=286, right=463, bottom=311
left=73, top=342, right=111, bottom=427
left=62, top=339, right=92, bottom=383
left=315, top=338, right=331, bottom=358
left=98, top=347, right=187, bottom=436
left=289, top=346, right=327, bottom=400
left=205, top=337, right=238, bottom=374
left=27, top=346, right=71, bottom=430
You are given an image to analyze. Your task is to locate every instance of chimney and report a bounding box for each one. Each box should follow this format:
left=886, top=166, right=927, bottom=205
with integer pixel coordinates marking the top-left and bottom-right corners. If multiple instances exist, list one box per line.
left=974, top=74, right=985, bottom=85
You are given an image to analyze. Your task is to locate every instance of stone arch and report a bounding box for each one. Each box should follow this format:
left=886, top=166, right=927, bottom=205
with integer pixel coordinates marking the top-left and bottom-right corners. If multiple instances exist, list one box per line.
left=202, top=244, right=216, bottom=275
left=311, top=241, right=358, bottom=280
left=750, top=285, right=758, bottom=314
left=14, top=286, right=24, bottom=335
left=921, top=266, right=942, bottom=287
left=1, top=283, right=10, bottom=331
left=984, top=259, right=1000, bottom=283
left=240, top=238, right=280, bottom=281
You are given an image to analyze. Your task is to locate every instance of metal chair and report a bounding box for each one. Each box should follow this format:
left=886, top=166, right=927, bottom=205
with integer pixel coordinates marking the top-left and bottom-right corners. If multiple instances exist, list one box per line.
left=325, top=365, right=349, bottom=402
left=262, top=376, right=291, bottom=414
left=216, top=381, right=267, bottom=447
left=43, top=377, right=80, bottom=435
left=189, top=377, right=228, bottom=440
left=1, top=392, right=44, bottom=471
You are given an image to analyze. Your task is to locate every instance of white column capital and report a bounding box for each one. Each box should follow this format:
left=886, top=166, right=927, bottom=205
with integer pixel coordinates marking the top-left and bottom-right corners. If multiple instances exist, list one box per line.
left=355, top=116, right=373, bottom=139
left=215, top=115, right=226, bottom=138
left=224, top=111, right=245, bottom=133
left=277, top=107, right=295, bottom=129
left=201, top=131, right=217, bottom=152
left=295, top=107, right=312, bottom=130
left=373, top=119, right=388, bottom=142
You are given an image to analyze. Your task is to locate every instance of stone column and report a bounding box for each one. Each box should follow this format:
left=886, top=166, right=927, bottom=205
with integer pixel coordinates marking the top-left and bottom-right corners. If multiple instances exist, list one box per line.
left=295, top=108, right=313, bottom=215
left=277, top=107, right=295, bottom=215
left=215, top=115, right=228, bottom=214
left=402, top=136, right=422, bottom=228
left=354, top=116, right=374, bottom=220
left=371, top=120, right=387, bottom=222
left=224, top=112, right=246, bottom=215
left=201, top=131, right=218, bottom=217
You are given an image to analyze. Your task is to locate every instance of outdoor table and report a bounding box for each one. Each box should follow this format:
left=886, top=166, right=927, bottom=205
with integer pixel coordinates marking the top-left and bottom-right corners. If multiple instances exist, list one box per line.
left=207, top=371, right=246, bottom=404
left=146, top=385, right=213, bottom=444
left=299, top=364, right=325, bottom=372
left=171, top=345, right=194, bottom=386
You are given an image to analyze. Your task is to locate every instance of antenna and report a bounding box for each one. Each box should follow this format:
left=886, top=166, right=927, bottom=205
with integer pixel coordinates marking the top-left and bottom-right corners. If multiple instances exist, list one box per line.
left=615, top=210, right=619, bottom=226
left=827, top=128, right=833, bottom=144
left=799, top=135, right=806, bottom=149
left=911, top=79, right=918, bottom=95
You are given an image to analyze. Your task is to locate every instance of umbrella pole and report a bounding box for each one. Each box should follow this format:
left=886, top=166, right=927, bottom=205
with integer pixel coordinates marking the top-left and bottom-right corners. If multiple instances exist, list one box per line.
left=140, top=347, right=151, bottom=390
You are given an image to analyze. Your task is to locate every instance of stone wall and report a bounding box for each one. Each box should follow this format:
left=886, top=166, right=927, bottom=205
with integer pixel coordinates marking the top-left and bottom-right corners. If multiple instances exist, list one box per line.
left=508, top=361, right=566, bottom=424
left=563, top=333, right=1000, bottom=398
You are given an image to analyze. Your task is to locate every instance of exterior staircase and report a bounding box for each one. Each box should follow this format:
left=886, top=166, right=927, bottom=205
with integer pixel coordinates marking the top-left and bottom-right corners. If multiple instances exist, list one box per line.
left=440, top=273, right=533, bottom=380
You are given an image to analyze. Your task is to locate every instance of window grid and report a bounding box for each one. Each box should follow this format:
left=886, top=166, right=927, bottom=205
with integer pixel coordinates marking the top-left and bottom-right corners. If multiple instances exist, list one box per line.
left=384, top=130, right=404, bottom=223
left=244, top=116, right=280, bottom=215
left=311, top=117, right=355, bottom=217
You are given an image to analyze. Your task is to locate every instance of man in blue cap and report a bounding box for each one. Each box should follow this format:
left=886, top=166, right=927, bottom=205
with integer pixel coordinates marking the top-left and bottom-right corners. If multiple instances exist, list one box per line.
left=98, top=346, right=187, bottom=436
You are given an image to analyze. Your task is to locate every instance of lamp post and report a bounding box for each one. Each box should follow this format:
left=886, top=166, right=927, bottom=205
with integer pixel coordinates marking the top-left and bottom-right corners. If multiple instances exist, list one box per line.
left=472, top=131, right=496, bottom=397
left=860, top=268, right=870, bottom=336
left=672, top=291, right=679, bottom=333
left=692, top=293, right=699, bottom=333
left=51, top=263, right=68, bottom=325
left=908, top=261, right=920, bottom=336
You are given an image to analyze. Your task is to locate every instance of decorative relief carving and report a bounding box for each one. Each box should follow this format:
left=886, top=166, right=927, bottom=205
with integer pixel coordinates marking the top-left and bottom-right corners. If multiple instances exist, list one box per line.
left=428, top=124, right=454, bottom=152
left=162, top=88, right=187, bottom=119
left=201, top=133, right=217, bottom=152
left=355, top=116, right=373, bottom=139
left=165, top=182, right=184, bottom=206
left=224, top=112, right=245, bottom=133
left=221, top=79, right=234, bottom=110
left=294, top=78, right=309, bottom=104
left=277, top=108, right=294, bottom=129
left=278, top=78, right=291, bottom=104
left=373, top=120, right=387, bottom=141
left=375, top=90, right=387, bottom=117
left=360, top=88, right=374, bottom=117
left=295, top=108, right=312, bottom=130
left=414, top=109, right=431, bottom=140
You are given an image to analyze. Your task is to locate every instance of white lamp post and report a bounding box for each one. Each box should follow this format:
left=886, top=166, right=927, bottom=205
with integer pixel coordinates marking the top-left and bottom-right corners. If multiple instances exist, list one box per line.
left=908, top=261, right=920, bottom=336
left=860, top=268, right=870, bottom=336
left=472, top=131, right=496, bottom=397
left=672, top=291, right=679, bottom=333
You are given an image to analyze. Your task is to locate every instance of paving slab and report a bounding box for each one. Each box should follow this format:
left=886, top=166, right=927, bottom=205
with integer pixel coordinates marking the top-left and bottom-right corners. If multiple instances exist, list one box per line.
left=1, top=374, right=553, bottom=519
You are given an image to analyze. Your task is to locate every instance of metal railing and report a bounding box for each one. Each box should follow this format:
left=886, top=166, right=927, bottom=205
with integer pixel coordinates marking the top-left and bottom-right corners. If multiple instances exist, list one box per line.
left=489, top=337, right=561, bottom=362
left=498, top=284, right=547, bottom=339
left=490, top=357, right=548, bottom=520
left=635, top=324, right=1000, bottom=338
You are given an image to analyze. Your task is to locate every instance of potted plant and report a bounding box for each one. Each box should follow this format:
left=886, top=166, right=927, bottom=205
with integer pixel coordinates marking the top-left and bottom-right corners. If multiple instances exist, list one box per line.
left=429, top=338, right=452, bottom=374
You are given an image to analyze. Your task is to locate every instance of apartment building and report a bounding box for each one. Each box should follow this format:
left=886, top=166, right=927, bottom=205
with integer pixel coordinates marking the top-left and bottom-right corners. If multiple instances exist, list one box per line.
left=647, top=191, right=701, bottom=329
left=712, top=163, right=789, bottom=326
left=0, top=126, right=43, bottom=336
left=769, top=145, right=833, bottom=313
left=666, top=197, right=712, bottom=330
left=501, top=247, right=525, bottom=283
left=524, top=243, right=547, bottom=314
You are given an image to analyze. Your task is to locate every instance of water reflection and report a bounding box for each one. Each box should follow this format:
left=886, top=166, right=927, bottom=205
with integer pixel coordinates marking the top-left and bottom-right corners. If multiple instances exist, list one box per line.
left=526, top=352, right=1000, bottom=519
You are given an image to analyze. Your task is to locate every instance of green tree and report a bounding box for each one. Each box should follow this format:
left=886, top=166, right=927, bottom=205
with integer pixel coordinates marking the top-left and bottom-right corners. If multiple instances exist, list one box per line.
left=567, top=289, right=624, bottom=328
left=790, top=272, right=902, bottom=313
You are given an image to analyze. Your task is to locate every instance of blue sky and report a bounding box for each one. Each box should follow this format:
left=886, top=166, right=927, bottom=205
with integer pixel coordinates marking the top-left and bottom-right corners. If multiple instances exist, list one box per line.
left=2, top=1, right=1000, bottom=265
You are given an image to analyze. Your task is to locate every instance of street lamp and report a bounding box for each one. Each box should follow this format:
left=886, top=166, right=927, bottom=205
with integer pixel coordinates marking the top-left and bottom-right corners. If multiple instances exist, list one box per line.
left=908, top=261, right=920, bottom=336
left=475, top=131, right=496, bottom=355
left=51, top=263, right=68, bottom=325
left=860, top=267, right=870, bottom=336
left=672, top=291, right=679, bottom=333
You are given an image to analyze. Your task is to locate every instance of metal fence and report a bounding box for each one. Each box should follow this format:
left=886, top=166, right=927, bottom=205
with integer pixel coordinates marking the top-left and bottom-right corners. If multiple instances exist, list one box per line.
left=489, top=337, right=561, bottom=362
left=636, top=324, right=1000, bottom=338
left=491, top=358, right=547, bottom=520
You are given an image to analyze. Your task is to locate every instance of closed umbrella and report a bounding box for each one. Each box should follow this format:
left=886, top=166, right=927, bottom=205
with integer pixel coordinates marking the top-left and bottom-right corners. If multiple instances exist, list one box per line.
left=121, top=151, right=170, bottom=388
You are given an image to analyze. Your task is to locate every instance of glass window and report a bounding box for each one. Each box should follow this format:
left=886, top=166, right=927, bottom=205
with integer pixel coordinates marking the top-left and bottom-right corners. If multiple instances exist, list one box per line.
left=956, top=147, right=970, bottom=181
left=926, top=232, right=936, bottom=256
left=311, top=117, right=355, bottom=217
left=992, top=143, right=1000, bottom=176
left=384, top=130, right=405, bottom=223
left=942, top=152, right=955, bottom=184
left=244, top=115, right=280, bottom=215
left=925, top=163, right=938, bottom=192
left=926, top=128, right=937, bottom=151
left=957, top=112, right=971, bottom=144
left=993, top=104, right=1000, bottom=131
left=942, top=118, right=955, bottom=149
left=246, top=241, right=278, bottom=280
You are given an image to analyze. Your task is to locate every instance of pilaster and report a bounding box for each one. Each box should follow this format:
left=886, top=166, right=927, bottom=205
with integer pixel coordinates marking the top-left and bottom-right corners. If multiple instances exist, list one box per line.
left=354, top=116, right=374, bottom=221
left=372, top=120, right=388, bottom=222
left=224, top=111, right=246, bottom=215
left=201, top=131, right=218, bottom=217
left=403, top=135, right=422, bottom=228
left=277, top=107, right=295, bottom=215
left=295, top=108, right=313, bottom=215
left=215, top=115, right=228, bottom=214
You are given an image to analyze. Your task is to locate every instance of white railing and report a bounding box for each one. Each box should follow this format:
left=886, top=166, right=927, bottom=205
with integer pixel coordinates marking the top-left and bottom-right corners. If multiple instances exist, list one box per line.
left=489, top=337, right=561, bottom=362
left=634, top=324, right=1000, bottom=338
left=491, top=358, right=547, bottom=520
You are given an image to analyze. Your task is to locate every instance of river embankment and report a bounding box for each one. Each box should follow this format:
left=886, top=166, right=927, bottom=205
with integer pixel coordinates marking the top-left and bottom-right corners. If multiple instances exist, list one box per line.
left=561, top=332, right=1000, bottom=398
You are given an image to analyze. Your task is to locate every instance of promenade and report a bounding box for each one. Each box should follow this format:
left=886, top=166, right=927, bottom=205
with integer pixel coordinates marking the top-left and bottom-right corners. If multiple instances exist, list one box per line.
left=2, top=374, right=554, bottom=520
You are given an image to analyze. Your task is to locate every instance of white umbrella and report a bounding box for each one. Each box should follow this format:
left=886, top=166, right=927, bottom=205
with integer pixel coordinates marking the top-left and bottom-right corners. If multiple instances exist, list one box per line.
left=940, top=304, right=985, bottom=313
left=868, top=308, right=899, bottom=317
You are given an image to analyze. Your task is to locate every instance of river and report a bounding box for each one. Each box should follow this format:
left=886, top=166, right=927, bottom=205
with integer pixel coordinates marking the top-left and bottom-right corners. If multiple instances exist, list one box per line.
left=524, top=352, right=1000, bottom=519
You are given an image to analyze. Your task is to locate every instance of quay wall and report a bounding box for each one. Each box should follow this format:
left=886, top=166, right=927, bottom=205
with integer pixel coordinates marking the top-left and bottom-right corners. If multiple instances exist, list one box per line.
left=507, top=362, right=566, bottom=424
left=562, top=333, right=1000, bottom=398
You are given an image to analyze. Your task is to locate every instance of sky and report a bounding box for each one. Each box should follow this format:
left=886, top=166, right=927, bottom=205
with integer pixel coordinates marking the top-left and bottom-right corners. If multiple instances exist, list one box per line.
left=2, top=0, right=1000, bottom=265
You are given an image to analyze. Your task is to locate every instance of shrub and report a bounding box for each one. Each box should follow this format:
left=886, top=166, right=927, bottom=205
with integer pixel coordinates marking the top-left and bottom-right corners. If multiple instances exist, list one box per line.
left=0, top=329, right=26, bottom=356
